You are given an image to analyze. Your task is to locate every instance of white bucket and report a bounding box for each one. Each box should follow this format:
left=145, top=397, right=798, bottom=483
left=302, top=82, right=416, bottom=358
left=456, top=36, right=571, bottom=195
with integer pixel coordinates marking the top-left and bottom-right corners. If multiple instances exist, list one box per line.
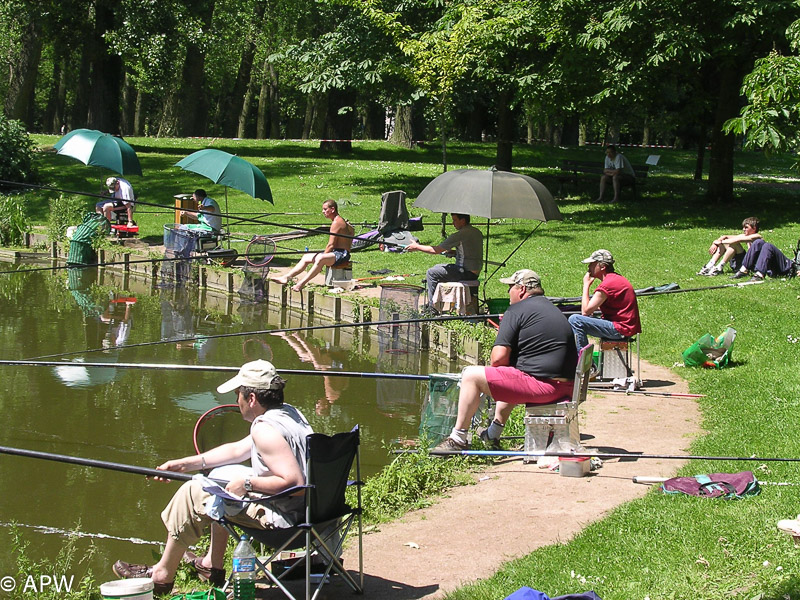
left=100, top=578, right=154, bottom=600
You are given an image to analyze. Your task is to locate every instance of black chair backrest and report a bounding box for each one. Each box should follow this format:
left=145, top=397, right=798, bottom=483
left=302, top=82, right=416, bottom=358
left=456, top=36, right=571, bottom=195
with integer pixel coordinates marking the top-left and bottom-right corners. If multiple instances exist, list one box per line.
left=305, top=427, right=360, bottom=523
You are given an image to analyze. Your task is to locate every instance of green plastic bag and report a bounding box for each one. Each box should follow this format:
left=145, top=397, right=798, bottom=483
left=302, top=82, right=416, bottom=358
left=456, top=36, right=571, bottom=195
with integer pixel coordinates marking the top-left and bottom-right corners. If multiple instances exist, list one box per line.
left=682, top=327, right=736, bottom=368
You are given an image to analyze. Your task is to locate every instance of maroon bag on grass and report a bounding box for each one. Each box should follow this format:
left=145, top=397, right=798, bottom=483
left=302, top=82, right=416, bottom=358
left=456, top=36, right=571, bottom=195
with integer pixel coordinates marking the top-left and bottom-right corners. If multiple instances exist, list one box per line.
left=661, top=471, right=760, bottom=499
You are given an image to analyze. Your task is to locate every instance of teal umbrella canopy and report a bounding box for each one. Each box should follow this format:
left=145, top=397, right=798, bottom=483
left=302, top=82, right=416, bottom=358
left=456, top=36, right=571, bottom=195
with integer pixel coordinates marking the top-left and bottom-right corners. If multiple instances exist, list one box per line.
left=174, top=149, right=273, bottom=202
left=53, top=129, right=142, bottom=176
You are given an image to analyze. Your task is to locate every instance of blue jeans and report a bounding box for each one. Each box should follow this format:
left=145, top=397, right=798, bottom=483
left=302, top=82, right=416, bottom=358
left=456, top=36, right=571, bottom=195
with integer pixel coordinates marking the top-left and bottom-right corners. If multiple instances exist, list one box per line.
left=568, top=314, right=624, bottom=353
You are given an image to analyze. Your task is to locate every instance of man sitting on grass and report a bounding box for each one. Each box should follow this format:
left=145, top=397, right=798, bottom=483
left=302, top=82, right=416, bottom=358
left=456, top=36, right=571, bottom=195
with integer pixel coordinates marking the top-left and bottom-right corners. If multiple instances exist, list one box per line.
left=433, top=269, right=577, bottom=452
left=697, top=216, right=762, bottom=276
left=729, top=236, right=796, bottom=282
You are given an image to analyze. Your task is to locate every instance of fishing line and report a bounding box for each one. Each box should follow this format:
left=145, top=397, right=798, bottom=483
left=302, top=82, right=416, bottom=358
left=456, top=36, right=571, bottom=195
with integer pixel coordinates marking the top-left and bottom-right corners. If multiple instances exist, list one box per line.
left=1, top=180, right=406, bottom=250
left=0, top=248, right=326, bottom=275
left=26, top=313, right=498, bottom=361
left=0, top=359, right=431, bottom=381
left=0, top=521, right=163, bottom=546
left=394, top=449, right=800, bottom=462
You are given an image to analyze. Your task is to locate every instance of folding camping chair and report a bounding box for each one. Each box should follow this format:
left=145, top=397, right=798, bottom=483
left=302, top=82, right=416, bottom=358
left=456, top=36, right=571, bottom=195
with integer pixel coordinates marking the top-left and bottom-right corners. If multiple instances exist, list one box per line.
left=215, top=426, right=364, bottom=600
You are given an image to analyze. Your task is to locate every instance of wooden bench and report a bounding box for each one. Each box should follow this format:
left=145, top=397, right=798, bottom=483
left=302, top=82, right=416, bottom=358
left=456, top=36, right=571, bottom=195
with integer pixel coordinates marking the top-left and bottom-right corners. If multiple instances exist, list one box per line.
left=557, top=159, right=650, bottom=199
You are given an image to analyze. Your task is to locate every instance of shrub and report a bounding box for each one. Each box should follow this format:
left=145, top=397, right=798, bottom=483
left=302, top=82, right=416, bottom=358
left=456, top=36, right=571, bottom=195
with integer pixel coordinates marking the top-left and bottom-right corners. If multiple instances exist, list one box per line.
left=0, top=113, right=37, bottom=184
left=0, top=193, right=29, bottom=246
left=47, top=194, right=89, bottom=243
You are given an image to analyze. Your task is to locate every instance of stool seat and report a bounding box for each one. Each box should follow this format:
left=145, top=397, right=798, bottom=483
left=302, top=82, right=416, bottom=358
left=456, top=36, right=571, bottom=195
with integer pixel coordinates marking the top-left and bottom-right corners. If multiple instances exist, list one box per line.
left=432, top=281, right=478, bottom=315
left=597, top=335, right=640, bottom=386
left=325, top=262, right=353, bottom=287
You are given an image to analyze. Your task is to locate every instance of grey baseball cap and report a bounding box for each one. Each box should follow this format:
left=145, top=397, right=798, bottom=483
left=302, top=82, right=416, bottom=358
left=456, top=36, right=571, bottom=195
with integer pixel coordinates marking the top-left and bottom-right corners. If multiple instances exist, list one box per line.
left=498, top=269, right=541, bottom=288
left=581, top=249, right=615, bottom=265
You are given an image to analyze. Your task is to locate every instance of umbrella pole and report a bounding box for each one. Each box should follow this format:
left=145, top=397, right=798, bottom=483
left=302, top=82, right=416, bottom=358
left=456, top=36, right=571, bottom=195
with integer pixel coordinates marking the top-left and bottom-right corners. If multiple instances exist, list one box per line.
left=483, top=219, right=490, bottom=303
left=225, top=187, right=230, bottom=249
left=484, top=223, right=542, bottom=290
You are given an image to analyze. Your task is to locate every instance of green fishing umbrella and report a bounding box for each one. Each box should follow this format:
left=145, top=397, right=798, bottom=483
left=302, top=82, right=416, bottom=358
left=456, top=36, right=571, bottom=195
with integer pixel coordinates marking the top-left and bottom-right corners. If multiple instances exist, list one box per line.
left=174, top=149, right=273, bottom=203
left=54, top=129, right=142, bottom=176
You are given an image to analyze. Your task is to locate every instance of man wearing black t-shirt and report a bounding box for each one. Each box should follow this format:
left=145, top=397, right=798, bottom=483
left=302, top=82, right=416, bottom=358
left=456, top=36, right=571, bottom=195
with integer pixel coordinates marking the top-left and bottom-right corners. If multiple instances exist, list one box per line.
left=433, top=269, right=578, bottom=452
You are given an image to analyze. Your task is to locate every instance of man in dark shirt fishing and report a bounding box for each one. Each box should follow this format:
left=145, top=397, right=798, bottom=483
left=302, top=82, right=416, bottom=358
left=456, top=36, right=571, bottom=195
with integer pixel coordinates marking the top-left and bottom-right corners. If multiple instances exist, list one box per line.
left=433, top=269, right=577, bottom=452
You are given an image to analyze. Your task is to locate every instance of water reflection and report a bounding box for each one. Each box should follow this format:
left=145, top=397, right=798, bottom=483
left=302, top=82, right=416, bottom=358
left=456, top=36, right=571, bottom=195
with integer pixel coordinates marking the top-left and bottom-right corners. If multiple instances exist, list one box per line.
left=0, top=261, right=462, bottom=577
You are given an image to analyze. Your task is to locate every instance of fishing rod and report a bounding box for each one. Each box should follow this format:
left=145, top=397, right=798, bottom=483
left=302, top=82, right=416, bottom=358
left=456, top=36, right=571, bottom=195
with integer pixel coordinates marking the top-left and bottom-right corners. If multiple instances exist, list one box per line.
left=546, top=280, right=764, bottom=305
left=588, top=388, right=705, bottom=398
left=395, top=449, right=800, bottom=462
left=0, top=445, right=212, bottom=482
left=29, top=313, right=500, bottom=361
left=1, top=180, right=408, bottom=250
left=0, top=359, right=430, bottom=381
left=0, top=248, right=327, bottom=275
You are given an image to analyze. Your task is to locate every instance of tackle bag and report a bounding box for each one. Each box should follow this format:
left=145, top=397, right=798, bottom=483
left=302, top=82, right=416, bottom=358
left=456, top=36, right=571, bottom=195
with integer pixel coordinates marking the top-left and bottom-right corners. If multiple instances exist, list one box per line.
left=661, top=471, right=760, bottom=499
left=682, top=327, right=736, bottom=368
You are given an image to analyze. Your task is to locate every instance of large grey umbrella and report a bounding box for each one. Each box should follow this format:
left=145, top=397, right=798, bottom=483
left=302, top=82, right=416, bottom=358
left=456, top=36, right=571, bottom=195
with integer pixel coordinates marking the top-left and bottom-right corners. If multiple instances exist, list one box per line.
left=413, top=168, right=561, bottom=220
left=413, top=168, right=561, bottom=293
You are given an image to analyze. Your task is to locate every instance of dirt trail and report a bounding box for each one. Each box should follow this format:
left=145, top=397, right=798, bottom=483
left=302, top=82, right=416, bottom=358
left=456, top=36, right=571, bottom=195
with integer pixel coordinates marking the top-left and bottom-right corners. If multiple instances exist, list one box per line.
left=309, top=360, right=702, bottom=600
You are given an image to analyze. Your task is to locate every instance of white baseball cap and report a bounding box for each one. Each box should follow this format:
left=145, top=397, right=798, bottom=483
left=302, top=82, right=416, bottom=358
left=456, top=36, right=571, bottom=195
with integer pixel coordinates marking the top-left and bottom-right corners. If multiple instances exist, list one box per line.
left=217, top=360, right=282, bottom=393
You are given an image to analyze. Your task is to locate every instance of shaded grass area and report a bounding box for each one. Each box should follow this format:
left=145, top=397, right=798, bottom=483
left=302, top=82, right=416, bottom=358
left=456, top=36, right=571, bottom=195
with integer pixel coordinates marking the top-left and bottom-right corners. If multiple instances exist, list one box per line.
left=19, top=137, right=800, bottom=599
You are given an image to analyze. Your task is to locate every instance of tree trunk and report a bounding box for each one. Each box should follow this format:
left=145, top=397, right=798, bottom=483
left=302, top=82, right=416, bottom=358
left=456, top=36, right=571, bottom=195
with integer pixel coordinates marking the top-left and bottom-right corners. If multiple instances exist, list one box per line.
left=320, top=88, right=353, bottom=152
left=641, top=115, right=651, bottom=147
left=256, top=58, right=270, bottom=139
left=389, top=104, right=413, bottom=147
left=578, top=121, right=588, bottom=146
left=5, top=16, right=43, bottom=127
left=71, top=41, right=91, bottom=129
left=308, top=92, right=327, bottom=139
left=120, top=72, right=136, bottom=135
left=176, top=0, right=215, bottom=136
left=45, top=46, right=67, bottom=133
left=268, top=62, right=280, bottom=138
left=706, top=64, right=741, bottom=203
left=158, top=91, right=181, bottom=137
left=362, top=101, right=384, bottom=139
left=495, top=89, right=515, bottom=171
left=692, top=126, right=707, bottom=181
left=86, top=1, right=122, bottom=133
left=224, top=44, right=256, bottom=137
left=133, top=89, right=145, bottom=136
left=237, top=58, right=259, bottom=138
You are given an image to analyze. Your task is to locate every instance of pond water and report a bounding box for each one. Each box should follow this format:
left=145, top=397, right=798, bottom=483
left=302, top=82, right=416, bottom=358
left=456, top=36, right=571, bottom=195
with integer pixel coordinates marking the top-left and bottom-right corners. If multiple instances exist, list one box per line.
left=0, top=261, right=461, bottom=581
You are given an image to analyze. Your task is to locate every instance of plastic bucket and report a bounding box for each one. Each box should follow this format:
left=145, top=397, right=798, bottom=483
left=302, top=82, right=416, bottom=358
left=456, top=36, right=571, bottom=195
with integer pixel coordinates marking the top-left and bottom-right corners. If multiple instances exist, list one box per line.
left=559, top=456, right=590, bottom=478
left=486, top=298, right=510, bottom=314
left=100, top=578, right=154, bottom=600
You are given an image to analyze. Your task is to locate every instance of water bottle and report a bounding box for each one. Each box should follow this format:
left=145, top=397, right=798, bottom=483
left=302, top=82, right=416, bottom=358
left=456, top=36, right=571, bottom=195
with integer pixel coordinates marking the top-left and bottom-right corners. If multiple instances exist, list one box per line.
left=232, top=535, right=257, bottom=600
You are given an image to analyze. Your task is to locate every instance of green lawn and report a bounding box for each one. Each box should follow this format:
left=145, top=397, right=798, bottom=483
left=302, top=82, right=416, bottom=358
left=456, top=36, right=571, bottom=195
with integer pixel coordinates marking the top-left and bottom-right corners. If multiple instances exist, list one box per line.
left=22, top=137, right=800, bottom=599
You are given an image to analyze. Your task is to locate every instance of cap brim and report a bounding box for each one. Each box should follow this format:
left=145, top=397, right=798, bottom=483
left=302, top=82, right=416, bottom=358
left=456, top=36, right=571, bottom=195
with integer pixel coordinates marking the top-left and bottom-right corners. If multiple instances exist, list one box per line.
left=581, top=257, right=595, bottom=263
left=216, top=375, right=242, bottom=394
left=498, top=276, right=515, bottom=284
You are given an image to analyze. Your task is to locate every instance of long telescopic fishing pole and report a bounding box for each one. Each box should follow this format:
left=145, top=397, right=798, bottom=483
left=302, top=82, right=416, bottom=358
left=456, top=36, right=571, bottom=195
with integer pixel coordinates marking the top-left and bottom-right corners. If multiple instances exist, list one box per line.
left=395, top=449, right=800, bottom=461
left=0, top=359, right=430, bottom=381
left=0, top=248, right=326, bottom=275
left=1, top=180, right=408, bottom=250
left=28, top=313, right=500, bottom=361
left=546, top=280, right=764, bottom=305
left=0, top=445, right=204, bottom=482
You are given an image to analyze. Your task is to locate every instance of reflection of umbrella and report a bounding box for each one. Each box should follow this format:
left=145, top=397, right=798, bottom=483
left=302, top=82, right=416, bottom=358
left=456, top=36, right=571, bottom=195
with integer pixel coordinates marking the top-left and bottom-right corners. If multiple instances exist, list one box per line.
left=413, top=168, right=562, bottom=292
left=175, top=149, right=273, bottom=240
left=53, top=129, right=142, bottom=176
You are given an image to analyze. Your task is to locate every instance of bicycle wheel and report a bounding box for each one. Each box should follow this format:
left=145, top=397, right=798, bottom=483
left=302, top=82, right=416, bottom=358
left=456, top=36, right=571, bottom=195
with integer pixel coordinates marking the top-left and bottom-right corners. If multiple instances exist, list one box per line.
left=246, top=236, right=276, bottom=267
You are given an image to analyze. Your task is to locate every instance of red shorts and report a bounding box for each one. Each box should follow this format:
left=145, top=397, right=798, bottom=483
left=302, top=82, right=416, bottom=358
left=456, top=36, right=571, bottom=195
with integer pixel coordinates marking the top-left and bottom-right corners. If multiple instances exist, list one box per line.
left=484, top=366, right=573, bottom=405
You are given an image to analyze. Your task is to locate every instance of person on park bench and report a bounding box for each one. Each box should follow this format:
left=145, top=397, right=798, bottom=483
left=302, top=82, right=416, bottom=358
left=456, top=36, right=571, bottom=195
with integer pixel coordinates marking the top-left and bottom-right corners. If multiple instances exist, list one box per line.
left=597, top=144, right=635, bottom=203
left=697, top=216, right=762, bottom=276
left=568, top=249, right=641, bottom=368
left=112, top=360, right=313, bottom=596
left=272, top=199, right=354, bottom=292
left=404, top=212, right=483, bottom=314
left=433, top=269, right=577, bottom=452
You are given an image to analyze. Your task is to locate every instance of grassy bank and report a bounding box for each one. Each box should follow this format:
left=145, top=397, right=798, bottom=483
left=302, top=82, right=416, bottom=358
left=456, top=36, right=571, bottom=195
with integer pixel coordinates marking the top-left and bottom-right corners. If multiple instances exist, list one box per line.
left=18, top=138, right=800, bottom=599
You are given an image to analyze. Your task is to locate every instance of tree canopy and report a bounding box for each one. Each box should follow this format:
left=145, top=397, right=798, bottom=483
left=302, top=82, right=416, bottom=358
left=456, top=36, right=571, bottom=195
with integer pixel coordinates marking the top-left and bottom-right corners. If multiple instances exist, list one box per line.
left=3, top=0, right=800, bottom=200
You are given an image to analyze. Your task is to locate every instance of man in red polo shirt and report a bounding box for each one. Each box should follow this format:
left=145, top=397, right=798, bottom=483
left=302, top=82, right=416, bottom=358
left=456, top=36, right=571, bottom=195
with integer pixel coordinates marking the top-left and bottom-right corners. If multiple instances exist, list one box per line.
left=568, top=249, right=641, bottom=353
